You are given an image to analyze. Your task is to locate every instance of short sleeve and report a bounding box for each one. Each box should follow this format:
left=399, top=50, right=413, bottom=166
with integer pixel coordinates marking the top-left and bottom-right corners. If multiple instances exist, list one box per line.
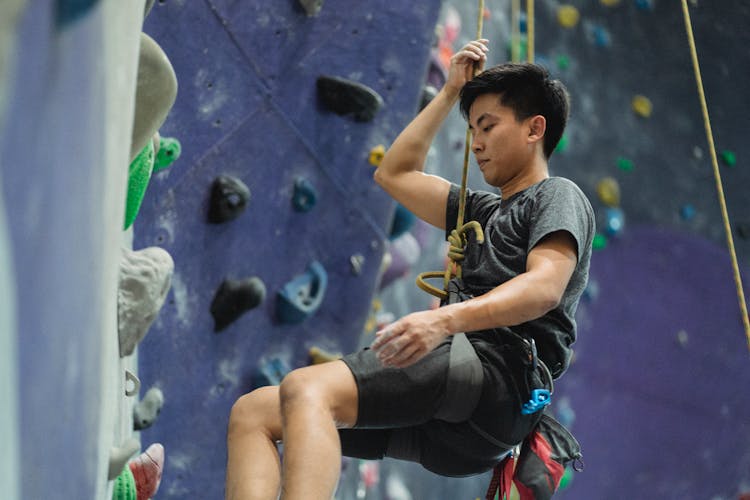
left=445, top=184, right=502, bottom=240
left=527, top=178, right=595, bottom=262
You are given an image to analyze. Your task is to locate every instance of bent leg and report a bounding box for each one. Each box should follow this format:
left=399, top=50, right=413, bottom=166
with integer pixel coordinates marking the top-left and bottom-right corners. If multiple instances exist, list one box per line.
left=278, top=360, right=358, bottom=500
left=226, top=386, right=283, bottom=500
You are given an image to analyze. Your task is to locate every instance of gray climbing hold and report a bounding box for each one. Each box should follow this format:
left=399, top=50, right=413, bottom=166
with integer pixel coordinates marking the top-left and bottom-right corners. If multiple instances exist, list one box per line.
left=118, top=247, right=174, bottom=357
left=130, top=33, right=178, bottom=163
left=208, top=175, right=251, bottom=224
left=144, top=0, right=155, bottom=18
left=298, top=0, right=323, bottom=16
left=210, top=277, right=267, bottom=332
left=420, top=85, right=438, bottom=111
left=316, top=76, right=383, bottom=122
left=133, top=387, right=164, bottom=431
left=108, top=437, right=140, bottom=480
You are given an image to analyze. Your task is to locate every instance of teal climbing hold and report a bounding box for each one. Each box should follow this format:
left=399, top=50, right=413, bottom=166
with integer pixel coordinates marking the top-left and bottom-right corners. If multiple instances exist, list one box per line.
left=124, top=141, right=155, bottom=230
left=555, top=134, right=569, bottom=153
left=153, top=137, right=181, bottom=173
left=604, top=207, right=625, bottom=237
left=592, top=233, right=608, bottom=250
left=389, top=204, right=416, bottom=240
left=556, top=55, right=570, bottom=71
left=112, top=466, right=137, bottom=500
left=56, top=0, right=101, bottom=28
left=616, top=156, right=634, bottom=172
left=277, top=261, right=328, bottom=324
left=292, top=178, right=318, bottom=213
left=255, top=357, right=292, bottom=388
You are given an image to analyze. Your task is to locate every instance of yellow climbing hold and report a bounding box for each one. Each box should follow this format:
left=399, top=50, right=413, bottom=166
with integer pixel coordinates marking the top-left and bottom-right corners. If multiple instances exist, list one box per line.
left=369, top=144, right=386, bottom=166
left=557, top=5, right=580, bottom=29
left=596, top=177, right=621, bottom=207
left=309, top=346, right=342, bottom=365
left=632, top=95, right=653, bottom=118
left=600, top=0, right=621, bottom=6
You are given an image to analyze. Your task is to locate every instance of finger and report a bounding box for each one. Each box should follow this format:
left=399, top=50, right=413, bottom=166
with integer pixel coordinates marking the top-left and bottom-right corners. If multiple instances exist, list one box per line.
left=467, top=40, right=490, bottom=53
left=387, top=344, right=423, bottom=369
left=379, top=338, right=410, bottom=366
left=371, top=325, right=399, bottom=351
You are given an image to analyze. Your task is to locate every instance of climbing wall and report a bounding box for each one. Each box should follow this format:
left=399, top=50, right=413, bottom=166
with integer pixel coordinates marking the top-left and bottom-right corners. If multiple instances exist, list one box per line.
left=134, top=1, right=442, bottom=498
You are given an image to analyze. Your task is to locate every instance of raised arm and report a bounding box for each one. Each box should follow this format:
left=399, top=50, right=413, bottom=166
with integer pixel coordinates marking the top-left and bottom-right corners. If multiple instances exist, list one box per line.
left=373, top=39, right=489, bottom=230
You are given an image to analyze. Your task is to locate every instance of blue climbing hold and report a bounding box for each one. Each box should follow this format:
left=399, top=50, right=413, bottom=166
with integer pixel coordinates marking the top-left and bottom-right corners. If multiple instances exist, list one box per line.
left=56, top=0, right=101, bottom=28
left=680, top=204, right=696, bottom=221
left=592, top=25, right=611, bottom=47
left=254, top=357, right=292, bottom=388
left=604, top=207, right=625, bottom=237
left=277, top=261, right=328, bottom=324
left=519, top=13, right=528, bottom=34
left=292, top=178, right=318, bottom=213
left=635, top=0, right=653, bottom=10
left=389, top=204, right=416, bottom=240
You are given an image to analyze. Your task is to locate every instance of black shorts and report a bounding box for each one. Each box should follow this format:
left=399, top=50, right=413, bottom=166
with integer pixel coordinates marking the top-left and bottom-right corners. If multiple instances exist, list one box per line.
left=338, top=335, right=541, bottom=477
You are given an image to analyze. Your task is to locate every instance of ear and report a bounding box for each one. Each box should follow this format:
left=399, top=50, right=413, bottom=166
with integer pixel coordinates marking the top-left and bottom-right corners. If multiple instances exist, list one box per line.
left=527, top=115, right=546, bottom=145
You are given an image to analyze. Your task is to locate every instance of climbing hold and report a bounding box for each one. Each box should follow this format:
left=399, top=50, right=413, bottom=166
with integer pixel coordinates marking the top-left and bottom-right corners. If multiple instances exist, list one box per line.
left=557, top=5, right=580, bottom=29
left=692, top=146, right=703, bottom=159
left=133, top=387, right=164, bottom=431
left=592, top=233, right=608, bottom=250
left=558, top=466, right=575, bottom=491
left=600, top=0, right=621, bottom=6
left=369, top=145, right=386, bottom=167
left=255, top=357, right=291, bottom=387
left=210, top=277, right=267, bottom=332
left=595, top=177, right=620, bottom=207
left=277, top=261, right=328, bottom=324
left=604, top=207, right=625, bottom=237
left=208, top=175, right=251, bottom=224
left=632, top=94, right=652, bottom=118
left=124, top=141, right=155, bottom=230
left=112, top=465, right=137, bottom=500
left=591, top=25, right=611, bottom=47
left=380, top=233, right=421, bottom=290
left=129, top=443, right=164, bottom=500
left=130, top=33, right=178, bottom=163
left=56, top=0, right=101, bottom=28
left=616, top=156, right=634, bottom=172
left=680, top=204, right=696, bottom=221
left=125, top=369, right=141, bottom=397
left=720, top=150, right=737, bottom=167
left=555, top=134, right=569, bottom=153
left=309, top=346, right=342, bottom=365
left=420, top=85, right=438, bottom=112
left=737, top=222, right=750, bottom=240
left=635, top=0, right=654, bottom=10
left=118, top=247, right=174, bottom=357
left=298, top=0, right=323, bottom=16
left=292, top=177, right=318, bottom=212
left=109, top=438, right=140, bottom=480
left=676, top=329, right=689, bottom=347
left=389, top=204, right=416, bottom=240
left=316, top=76, right=384, bottom=122
left=153, top=136, right=181, bottom=173
left=556, top=55, right=570, bottom=71
left=350, top=254, right=365, bottom=275
left=555, top=397, right=576, bottom=427
left=582, top=279, right=599, bottom=302
left=144, top=0, right=156, bottom=18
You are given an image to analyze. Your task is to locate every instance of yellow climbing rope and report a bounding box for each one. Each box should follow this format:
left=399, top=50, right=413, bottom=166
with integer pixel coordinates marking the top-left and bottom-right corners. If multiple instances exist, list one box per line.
left=416, top=0, right=487, bottom=300
left=681, top=0, right=750, bottom=351
left=511, top=0, right=521, bottom=63
left=526, top=0, right=535, bottom=63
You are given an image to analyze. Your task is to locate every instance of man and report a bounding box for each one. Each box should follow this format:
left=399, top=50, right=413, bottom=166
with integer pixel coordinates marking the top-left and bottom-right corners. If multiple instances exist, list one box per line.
left=225, top=39, right=594, bottom=500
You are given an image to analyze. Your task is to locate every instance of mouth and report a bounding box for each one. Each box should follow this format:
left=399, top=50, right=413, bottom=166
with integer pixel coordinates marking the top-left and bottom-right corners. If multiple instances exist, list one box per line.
left=477, top=159, right=489, bottom=170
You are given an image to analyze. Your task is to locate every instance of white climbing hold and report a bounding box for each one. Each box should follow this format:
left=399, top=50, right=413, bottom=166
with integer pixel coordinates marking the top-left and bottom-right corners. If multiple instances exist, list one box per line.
left=298, top=0, right=323, bottom=16
left=108, top=438, right=140, bottom=480
left=118, top=246, right=174, bottom=357
left=133, top=387, right=164, bottom=430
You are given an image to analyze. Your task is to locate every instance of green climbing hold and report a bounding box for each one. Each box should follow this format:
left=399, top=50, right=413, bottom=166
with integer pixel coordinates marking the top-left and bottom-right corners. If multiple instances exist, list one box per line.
left=124, top=140, right=155, bottom=230
left=592, top=233, right=607, bottom=250
left=556, top=55, right=570, bottom=70
left=555, top=134, right=569, bottom=153
left=720, top=150, right=736, bottom=167
left=558, top=466, right=575, bottom=490
left=112, top=466, right=137, bottom=500
left=154, top=136, right=181, bottom=173
left=506, top=37, right=528, bottom=62
left=616, top=156, right=634, bottom=172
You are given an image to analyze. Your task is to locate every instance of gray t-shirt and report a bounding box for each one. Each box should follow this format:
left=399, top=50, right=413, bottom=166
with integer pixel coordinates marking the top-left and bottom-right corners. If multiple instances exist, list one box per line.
left=445, top=176, right=595, bottom=378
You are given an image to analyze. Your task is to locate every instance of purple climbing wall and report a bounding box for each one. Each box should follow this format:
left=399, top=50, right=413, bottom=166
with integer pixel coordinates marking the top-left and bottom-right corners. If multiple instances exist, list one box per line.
left=135, top=1, right=442, bottom=498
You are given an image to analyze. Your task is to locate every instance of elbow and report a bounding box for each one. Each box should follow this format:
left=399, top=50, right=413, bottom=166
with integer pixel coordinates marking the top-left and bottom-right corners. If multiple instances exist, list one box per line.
left=373, top=167, right=385, bottom=187
left=538, top=288, right=563, bottom=315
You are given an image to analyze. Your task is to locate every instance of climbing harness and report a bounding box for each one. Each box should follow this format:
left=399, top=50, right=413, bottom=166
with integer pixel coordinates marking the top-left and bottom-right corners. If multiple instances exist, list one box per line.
left=681, top=0, right=750, bottom=352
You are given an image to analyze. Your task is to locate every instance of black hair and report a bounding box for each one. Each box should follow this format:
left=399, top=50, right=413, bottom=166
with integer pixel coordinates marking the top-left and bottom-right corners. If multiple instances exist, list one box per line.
left=459, top=63, right=570, bottom=159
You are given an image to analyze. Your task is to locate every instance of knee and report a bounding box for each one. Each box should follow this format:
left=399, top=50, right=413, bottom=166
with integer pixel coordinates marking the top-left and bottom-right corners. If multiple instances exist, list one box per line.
left=278, top=368, right=325, bottom=411
left=228, top=386, right=277, bottom=434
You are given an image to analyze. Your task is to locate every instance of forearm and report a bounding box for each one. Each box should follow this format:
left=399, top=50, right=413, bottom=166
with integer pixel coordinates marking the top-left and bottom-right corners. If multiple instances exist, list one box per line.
left=437, top=272, right=561, bottom=335
left=374, top=86, right=459, bottom=180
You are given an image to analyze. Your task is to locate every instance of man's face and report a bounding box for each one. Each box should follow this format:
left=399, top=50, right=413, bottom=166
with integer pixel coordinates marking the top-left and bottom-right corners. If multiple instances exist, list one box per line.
left=468, top=93, right=534, bottom=188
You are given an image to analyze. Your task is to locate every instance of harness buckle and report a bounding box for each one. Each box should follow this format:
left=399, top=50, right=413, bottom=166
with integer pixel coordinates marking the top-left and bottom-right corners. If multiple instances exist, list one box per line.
left=521, top=389, right=552, bottom=415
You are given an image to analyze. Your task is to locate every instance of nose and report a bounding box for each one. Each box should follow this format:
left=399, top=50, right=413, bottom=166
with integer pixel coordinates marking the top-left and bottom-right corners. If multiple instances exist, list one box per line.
left=471, top=135, right=483, bottom=154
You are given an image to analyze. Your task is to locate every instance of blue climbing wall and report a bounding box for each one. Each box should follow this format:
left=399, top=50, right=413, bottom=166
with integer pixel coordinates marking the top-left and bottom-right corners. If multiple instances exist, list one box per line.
left=135, top=1, right=441, bottom=498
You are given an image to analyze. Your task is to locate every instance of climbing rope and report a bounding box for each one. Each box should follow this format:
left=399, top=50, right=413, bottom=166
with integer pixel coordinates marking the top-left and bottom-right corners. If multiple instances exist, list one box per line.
left=511, top=0, right=521, bottom=62
left=416, top=0, right=487, bottom=300
left=681, top=0, right=750, bottom=351
left=526, top=0, right=534, bottom=63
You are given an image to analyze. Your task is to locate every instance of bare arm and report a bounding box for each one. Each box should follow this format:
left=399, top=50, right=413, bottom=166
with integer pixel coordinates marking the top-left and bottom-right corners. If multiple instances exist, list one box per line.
left=372, top=231, right=579, bottom=367
left=373, top=39, right=489, bottom=230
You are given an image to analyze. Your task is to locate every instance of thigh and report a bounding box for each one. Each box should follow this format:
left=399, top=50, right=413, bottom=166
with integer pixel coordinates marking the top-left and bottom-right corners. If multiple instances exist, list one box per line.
left=340, top=341, right=451, bottom=428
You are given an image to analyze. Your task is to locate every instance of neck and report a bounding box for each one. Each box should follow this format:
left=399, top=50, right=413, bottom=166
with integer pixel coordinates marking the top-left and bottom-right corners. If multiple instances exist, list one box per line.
left=500, top=154, right=549, bottom=199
